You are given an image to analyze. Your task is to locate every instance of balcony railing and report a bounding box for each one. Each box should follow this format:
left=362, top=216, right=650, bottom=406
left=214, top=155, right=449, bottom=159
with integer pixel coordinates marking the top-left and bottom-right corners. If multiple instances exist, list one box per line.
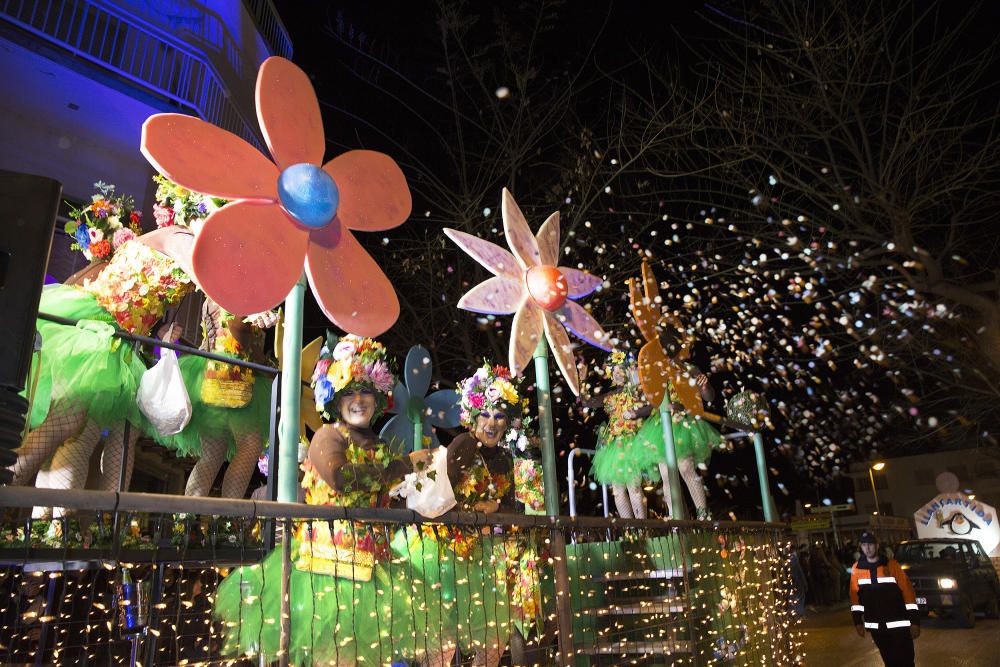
left=0, top=0, right=265, bottom=152
left=0, top=487, right=802, bottom=666
left=241, top=0, right=291, bottom=60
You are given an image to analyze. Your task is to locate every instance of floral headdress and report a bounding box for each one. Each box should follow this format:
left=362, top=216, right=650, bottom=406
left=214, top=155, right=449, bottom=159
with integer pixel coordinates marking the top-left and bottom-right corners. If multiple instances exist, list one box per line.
left=311, top=333, right=396, bottom=422
left=458, top=363, right=525, bottom=427
left=65, top=181, right=143, bottom=262
left=601, top=350, right=638, bottom=382
left=152, top=175, right=226, bottom=229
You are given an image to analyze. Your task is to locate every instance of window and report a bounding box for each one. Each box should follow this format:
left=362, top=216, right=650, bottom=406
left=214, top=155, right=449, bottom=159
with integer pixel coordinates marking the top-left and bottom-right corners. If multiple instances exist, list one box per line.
left=880, top=503, right=894, bottom=517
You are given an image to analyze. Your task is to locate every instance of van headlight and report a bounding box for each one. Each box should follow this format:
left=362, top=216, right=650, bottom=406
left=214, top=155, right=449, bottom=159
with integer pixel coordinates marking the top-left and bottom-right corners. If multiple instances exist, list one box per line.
left=938, top=577, right=956, bottom=590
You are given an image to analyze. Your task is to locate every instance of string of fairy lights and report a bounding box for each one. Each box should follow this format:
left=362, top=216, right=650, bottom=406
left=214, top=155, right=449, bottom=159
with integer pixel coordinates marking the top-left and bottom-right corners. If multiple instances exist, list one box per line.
left=0, top=515, right=805, bottom=665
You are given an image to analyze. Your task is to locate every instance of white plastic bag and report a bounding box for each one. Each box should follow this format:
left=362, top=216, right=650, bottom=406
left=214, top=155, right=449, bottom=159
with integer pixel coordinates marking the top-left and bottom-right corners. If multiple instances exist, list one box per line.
left=390, top=446, right=457, bottom=518
left=137, top=349, right=192, bottom=436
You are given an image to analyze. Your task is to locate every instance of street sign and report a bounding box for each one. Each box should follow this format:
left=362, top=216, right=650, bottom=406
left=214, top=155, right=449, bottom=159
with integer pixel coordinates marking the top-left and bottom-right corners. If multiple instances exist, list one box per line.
left=791, top=515, right=831, bottom=531
left=809, top=504, right=855, bottom=514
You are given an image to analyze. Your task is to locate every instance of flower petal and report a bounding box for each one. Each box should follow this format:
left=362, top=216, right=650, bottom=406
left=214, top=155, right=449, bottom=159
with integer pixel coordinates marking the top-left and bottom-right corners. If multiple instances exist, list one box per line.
left=379, top=414, right=415, bottom=452
left=425, top=389, right=462, bottom=428
left=443, top=229, right=520, bottom=278
left=192, top=202, right=307, bottom=315
left=388, top=383, right=410, bottom=414
left=535, top=211, right=560, bottom=266
left=457, top=276, right=526, bottom=315
left=141, top=114, right=279, bottom=200
left=256, top=57, right=325, bottom=170
left=559, top=267, right=603, bottom=298
left=555, top=300, right=612, bottom=351
left=501, top=188, right=541, bottom=269
left=542, top=311, right=581, bottom=396
left=404, top=345, right=432, bottom=398
left=323, top=150, right=411, bottom=231
left=509, top=300, right=543, bottom=378
left=305, top=225, right=399, bottom=336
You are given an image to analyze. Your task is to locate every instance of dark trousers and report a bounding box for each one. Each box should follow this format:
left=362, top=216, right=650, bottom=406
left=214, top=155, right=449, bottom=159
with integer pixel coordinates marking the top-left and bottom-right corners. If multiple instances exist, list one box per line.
left=871, top=629, right=914, bottom=667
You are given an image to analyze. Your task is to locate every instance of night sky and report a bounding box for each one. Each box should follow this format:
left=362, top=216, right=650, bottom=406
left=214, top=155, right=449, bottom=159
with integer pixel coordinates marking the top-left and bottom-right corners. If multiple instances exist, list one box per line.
left=267, top=1, right=1000, bottom=518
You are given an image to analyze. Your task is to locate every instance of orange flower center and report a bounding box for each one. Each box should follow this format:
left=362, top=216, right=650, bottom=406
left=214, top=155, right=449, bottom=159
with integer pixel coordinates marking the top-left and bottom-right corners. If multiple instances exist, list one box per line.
left=525, top=265, right=569, bottom=311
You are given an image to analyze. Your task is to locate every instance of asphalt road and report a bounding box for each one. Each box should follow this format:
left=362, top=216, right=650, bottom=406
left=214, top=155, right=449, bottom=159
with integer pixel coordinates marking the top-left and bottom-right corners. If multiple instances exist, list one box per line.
left=801, top=603, right=1000, bottom=666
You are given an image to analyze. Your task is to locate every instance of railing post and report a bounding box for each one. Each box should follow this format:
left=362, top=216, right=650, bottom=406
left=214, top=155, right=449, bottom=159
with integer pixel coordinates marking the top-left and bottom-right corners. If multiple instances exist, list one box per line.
left=752, top=432, right=778, bottom=522
left=550, top=528, right=575, bottom=667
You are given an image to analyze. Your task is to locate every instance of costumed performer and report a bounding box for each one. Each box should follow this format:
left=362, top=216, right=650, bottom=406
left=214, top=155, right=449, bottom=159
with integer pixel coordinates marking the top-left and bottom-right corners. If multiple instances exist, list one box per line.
left=585, top=351, right=661, bottom=518
left=213, top=335, right=448, bottom=667
left=417, top=363, right=521, bottom=667
left=149, top=177, right=278, bottom=498
left=634, top=353, right=723, bottom=519
left=13, top=185, right=193, bottom=515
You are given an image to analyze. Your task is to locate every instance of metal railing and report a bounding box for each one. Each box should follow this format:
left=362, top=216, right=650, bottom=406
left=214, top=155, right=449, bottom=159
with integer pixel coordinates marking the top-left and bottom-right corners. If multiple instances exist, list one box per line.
left=241, top=0, right=291, bottom=59
left=0, top=0, right=265, bottom=152
left=0, top=487, right=802, bottom=666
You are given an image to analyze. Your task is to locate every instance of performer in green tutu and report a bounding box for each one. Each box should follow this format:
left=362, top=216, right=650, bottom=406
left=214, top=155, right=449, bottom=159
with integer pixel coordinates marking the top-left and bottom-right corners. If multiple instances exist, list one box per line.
left=586, top=351, right=662, bottom=518
left=149, top=177, right=277, bottom=498
left=213, top=335, right=451, bottom=666
left=13, top=187, right=193, bottom=514
left=634, top=362, right=724, bottom=519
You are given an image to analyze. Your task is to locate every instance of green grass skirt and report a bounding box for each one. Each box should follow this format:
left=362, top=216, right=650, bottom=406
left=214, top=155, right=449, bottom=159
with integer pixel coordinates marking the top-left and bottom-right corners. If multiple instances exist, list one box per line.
left=26, top=284, right=147, bottom=430
left=213, top=527, right=511, bottom=665
left=635, top=412, right=723, bottom=466
left=153, top=355, right=271, bottom=459
left=590, top=424, right=663, bottom=486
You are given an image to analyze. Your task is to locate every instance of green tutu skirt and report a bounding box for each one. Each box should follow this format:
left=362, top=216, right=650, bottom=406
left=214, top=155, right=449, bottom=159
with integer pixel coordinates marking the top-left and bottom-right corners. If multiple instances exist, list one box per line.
left=154, top=355, right=271, bottom=459
left=591, top=423, right=663, bottom=486
left=26, top=284, right=147, bottom=429
left=214, top=533, right=431, bottom=666
left=635, top=411, right=723, bottom=466
left=390, top=527, right=512, bottom=655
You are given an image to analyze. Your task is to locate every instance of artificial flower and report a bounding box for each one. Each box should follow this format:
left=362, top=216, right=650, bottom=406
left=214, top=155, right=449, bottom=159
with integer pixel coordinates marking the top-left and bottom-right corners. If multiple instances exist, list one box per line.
left=65, top=182, right=141, bottom=262
left=152, top=202, right=175, bottom=228
left=74, top=224, right=91, bottom=250
left=444, top=189, right=610, bottom=395
left=90, top=239, right=112, bottom=259
left=140, top=56, right=411, bottom=335
left=112, top=228, right=136, bottom=248
left=327, top=360, right=353, bottom=392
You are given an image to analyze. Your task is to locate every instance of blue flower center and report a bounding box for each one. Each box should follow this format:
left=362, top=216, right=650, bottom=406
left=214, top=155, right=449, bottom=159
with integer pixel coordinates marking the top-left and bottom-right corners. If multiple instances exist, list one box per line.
left=277, top=163, right=340, bottom=229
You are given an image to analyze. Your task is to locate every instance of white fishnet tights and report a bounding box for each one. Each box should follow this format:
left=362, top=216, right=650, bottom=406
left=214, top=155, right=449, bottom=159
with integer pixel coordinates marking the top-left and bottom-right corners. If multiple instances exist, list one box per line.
left=611, top=483, right=647, bottom=519
left=13, top=405, right=88, bottom=486
left=97, top=422, right=140, bottom=492
left=31, top=418, right=101, bottom=519
left=184, top=432, right=263, bottom=498
left=658, top=457, right=707, bottom=518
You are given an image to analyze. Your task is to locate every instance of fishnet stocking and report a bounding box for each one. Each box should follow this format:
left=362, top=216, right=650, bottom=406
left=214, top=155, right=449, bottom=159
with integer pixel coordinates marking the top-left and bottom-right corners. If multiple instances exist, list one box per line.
left=185, top=436, right=227, bottom=496
left=220, top=432, right=262, bottom=498
left=612, top=484, right=635, bottom=518
left=420, top=647, right=455, bottom=667
left=679, top=457, right=708, bottom=515
left=32, top=419, right=102, bottom=518
left=97, top=422, right=139, bottom=492
left=12, top=405, right=87, bottom=485
left=658, top=458, right=708, bottom=517
left=658, top=463, right=675, bottom=518
left=627, top=484, right=647, bottom=519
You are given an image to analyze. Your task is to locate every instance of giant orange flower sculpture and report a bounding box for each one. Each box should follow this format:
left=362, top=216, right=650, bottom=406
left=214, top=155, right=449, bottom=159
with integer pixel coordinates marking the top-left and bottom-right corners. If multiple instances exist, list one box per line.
left=627, top=259, right=705, bottom=416
left=444, top=188, right=610, bottom=396
left=140, top=57, right=410, bottom=337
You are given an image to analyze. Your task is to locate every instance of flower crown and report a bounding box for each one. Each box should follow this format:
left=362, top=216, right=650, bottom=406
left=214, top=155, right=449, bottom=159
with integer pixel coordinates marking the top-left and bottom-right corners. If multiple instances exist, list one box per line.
left=458, top=363, right=526, bottom=427
left=602, top=350, right=635, bottom=380
left=152, top=175, right=226, bottom=229
left=65, top=181, right=143, bottom=262
left=311, top=333, right=396, bottom=421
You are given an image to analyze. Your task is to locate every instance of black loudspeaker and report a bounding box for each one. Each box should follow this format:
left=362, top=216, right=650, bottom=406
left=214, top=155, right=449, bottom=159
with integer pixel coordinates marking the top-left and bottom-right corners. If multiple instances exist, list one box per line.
left=0, top=169, right=61, bottom=484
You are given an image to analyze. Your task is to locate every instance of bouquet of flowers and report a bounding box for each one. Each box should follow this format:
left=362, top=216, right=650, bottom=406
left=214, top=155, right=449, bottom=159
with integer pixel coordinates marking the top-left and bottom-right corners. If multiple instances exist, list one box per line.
left=65, top=181, right=143, bottom=262
left=152, top=175, right=226, bottom=228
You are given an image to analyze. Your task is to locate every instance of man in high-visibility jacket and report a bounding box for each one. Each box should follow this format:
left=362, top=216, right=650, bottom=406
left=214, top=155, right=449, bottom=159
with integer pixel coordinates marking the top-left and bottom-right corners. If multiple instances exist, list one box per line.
left=850, top=531, right=920, bottom=666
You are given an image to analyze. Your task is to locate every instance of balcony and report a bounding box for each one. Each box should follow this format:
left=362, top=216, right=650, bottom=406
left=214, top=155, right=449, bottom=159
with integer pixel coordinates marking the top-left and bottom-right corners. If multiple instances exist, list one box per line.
left=0, top=0, right=266, bottom=152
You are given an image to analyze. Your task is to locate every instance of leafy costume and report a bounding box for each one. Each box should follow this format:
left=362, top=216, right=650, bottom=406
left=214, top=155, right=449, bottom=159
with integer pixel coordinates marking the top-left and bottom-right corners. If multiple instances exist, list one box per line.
left=590, top=382, right=663, bottom=485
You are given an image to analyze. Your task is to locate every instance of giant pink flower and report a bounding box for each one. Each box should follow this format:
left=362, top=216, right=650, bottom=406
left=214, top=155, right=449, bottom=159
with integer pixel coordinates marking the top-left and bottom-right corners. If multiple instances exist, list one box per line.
left=444, top=188, right=610, bottom=396
left=140, top=57, right=410, bottom=337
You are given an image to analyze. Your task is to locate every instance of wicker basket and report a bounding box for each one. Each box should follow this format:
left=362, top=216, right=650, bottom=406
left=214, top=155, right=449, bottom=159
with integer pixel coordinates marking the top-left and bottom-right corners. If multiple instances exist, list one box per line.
left=200, top=377, right=253, bottom=408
